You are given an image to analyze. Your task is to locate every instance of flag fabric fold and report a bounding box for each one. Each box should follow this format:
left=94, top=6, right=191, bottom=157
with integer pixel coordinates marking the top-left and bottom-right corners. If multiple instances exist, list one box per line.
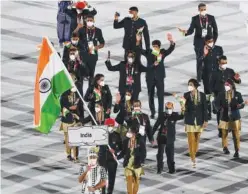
left=34, top=37, right=74, bottom=134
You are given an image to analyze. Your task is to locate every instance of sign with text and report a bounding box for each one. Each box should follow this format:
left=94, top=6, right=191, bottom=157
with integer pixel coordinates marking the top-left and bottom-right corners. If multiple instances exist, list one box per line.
left=68, top=125, right=108, bottom=146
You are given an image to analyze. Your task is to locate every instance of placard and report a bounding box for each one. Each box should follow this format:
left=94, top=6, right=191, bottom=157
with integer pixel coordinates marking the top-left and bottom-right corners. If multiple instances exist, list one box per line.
left=68, top=125, right=108, bottom=146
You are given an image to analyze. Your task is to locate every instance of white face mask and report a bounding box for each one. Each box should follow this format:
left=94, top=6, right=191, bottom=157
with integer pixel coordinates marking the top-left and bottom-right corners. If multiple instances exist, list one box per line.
left=166, top=109, right=173, bottom=115
left=87, top=21, right=94, bottom=27
left=221, top=64, right=227, bottom=70
left=126, top=132, right=133, bottom=138
left=125, top=95, right=131, bottom=101
left=95, top=107, right=101, bottom=113
left=200, top=11, right=207, bottom=16
left=76, top=9, right=82, bottom=14
left=71, top=40, right=78, bottom=45
left=89, top=158, right=97, bottom=166
left=71, top=87, right=77, bottom=93
left=108, top=127, right=114, bottom=133
left=208, top=42, right=214, bottom=48
left=188, top=86, right=194, bottom=92
left=128, top=13, right=133, bottom=18
left=127, top=57, right=133, bottom=64
left=99, top=81, right=105, bottom=87
left=225, top=85, right=231, bottom=92
left=70, top=55, right=76, bottom=61
left=133, top=107, right=141, bottom=112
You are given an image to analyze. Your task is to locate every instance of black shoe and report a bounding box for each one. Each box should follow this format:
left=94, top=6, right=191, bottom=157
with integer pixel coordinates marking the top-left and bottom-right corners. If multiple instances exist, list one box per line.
left=157, top=169, right=162, bottom=174
left=63, top=140, right=65, bottom=144
left=67, top=155, right=73, bottom=161
left=233, top=151, right=239, bottom=158
left=208, top=115, right=212, bottom=120
left=168, top=169, right=175, bottom=174
left=223, top=147, right=230, bottom=155
left=150, top=114, right=155, bottom=119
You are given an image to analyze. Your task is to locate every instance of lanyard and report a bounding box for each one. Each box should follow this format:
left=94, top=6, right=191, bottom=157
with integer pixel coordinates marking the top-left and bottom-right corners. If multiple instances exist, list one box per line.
left=199, top=15, right=208, bottom=29
left=126, top=63, right=134, bottom=76
left=86, top=27, right=96, bottom=42
left=134, top=114, right=145, bottom=126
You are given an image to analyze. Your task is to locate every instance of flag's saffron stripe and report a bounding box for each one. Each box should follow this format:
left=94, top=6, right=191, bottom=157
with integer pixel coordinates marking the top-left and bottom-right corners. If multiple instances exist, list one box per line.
left=34, top=38, right=53, bottom=126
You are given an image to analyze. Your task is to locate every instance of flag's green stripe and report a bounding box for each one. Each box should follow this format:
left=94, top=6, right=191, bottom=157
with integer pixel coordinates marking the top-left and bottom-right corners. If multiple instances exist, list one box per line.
left=37, top=70, right=72, bottom=134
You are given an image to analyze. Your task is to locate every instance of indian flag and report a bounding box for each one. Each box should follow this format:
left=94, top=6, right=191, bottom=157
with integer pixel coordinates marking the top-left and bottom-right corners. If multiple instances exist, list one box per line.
left=34, top=37, right=74, bottom=134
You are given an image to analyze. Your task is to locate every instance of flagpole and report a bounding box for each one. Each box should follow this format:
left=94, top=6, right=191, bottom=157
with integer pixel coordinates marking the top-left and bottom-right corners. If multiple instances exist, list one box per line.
left=75, top=87, right=120, bottom=165
left=46, top=37, right=119, bottom=164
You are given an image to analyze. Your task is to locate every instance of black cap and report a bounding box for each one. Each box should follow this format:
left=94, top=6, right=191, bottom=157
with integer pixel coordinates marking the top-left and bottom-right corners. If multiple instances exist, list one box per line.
left=129, top=6, right=138, bottom=12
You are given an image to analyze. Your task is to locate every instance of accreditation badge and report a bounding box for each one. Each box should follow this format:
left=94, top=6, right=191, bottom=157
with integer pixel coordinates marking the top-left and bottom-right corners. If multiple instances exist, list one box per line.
left=88, top=41, right=95, bottom=55
left=202, top=28, right=207, bottom=37
left=126, top=76, right=133, bottom=85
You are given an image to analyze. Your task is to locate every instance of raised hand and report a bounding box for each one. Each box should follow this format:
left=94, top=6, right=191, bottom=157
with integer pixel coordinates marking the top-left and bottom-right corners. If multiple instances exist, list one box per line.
left=114, top=12, right=119, bottom=20
left=177, top=27, right=187, bottom=34
left=167, top=32, right=174, bottom=42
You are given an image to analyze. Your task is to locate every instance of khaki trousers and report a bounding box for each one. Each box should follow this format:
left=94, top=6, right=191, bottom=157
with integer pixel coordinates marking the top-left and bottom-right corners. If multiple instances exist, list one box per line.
left=221, top=129, right=240, bottom=151
left=187, top=132, right=201, bottom=161
left=126, top=175, right=140, bottom=194
left=64, top=132, right=78, bottom=158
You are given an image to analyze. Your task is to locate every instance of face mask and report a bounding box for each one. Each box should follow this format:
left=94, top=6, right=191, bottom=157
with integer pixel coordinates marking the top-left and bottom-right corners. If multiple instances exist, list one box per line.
left=200, top=11, right=207, bottom=16
left=125, top=95, right=131, bottom=101
left=99, top=81, right=105, bottom=87
left=71, top=87, right=77, bottom=93
left=188, top=86, right=194, bottom=92
left=128, top=13, right=133, bottom=18
left=208, top=42, right=214, bottom=48
left=133, top=107, right=141, bottom=112
left=225, top=85, right=231, bottom=92
left=152, top=48, right=160, bottom=56
left=71, top=40, right=78, bottom=45
left=126, top=132, right=133, bottom=138
left=127, top=57, right=133, bottom=64
left=76, top=9, right=82, bottom=14
left=221, top=64, right=227, bottom=70
left=89, top=158, right=97, bottom=166
left=166, top=109, right=173, bottom=115
left=70, top=55, right=76, bottom=61
left=95, top=107, right=101, bottom=113
left=87, top=21, right=94, bottom=27
left=108, top=127, right=114, bottom=133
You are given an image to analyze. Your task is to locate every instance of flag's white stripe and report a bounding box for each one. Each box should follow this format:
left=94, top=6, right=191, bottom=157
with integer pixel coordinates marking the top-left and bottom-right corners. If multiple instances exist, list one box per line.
left=39, top=51, right=66, bottom=110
